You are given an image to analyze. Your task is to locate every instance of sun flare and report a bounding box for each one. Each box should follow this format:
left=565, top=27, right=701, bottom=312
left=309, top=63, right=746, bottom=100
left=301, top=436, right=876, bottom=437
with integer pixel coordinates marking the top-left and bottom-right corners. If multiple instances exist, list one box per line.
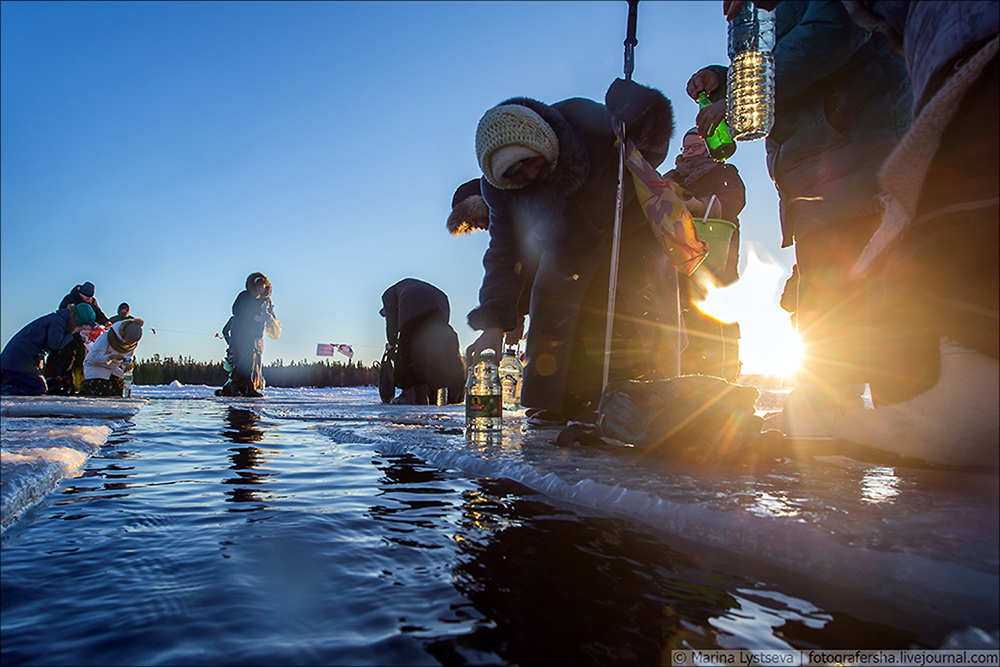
left=694, top=245, right=802, bottom=378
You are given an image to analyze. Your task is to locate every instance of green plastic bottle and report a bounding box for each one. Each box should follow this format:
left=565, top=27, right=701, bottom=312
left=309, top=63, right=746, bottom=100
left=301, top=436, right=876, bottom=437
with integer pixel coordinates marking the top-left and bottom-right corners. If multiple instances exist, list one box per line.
left=697, top=91, right=736, bottom=162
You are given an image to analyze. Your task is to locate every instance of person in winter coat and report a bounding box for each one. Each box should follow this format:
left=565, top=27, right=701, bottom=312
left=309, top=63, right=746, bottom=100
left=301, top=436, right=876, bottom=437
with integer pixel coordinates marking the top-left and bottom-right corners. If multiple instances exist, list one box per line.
left=80, top=318, right=144, bottom=397
left=829, top=0, right=999, bottom=468
left=44, top=281, right=111, bottom=394
left=1, top=303, right=97, bottom=396
left=465, top=78, right=680, bottom=426
left=663, top=128, right=747, bottom=380
left=380, top=278, right=466, bottom=405
left=216, top=272, right=278, bottom=398
left=108, top=302, right=132, bottom=324
left=448, top=178, right=532, bottom=348
left=688, top=0, right=911, bottom=435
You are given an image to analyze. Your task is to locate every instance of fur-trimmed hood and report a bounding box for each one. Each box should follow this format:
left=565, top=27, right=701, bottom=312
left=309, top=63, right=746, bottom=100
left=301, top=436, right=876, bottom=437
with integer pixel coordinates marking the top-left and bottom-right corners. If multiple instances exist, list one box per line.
left=447, top=178, right=490, bottom=236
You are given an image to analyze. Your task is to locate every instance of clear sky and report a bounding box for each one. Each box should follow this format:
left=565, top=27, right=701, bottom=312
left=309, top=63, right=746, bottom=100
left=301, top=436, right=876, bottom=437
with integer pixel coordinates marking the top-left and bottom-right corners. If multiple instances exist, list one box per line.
left=1, top=1, right=796, bottom=375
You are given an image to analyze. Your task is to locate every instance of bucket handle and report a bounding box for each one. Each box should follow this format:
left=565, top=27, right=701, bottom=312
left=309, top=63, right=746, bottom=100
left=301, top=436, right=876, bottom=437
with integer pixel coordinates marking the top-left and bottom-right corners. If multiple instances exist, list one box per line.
left=702, top=194, right=718, bottom=224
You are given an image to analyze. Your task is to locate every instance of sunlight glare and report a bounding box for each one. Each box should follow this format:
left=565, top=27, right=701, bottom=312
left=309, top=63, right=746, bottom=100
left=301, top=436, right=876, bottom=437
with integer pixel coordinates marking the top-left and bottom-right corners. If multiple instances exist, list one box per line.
left=694, top=244, right=802, bottom=377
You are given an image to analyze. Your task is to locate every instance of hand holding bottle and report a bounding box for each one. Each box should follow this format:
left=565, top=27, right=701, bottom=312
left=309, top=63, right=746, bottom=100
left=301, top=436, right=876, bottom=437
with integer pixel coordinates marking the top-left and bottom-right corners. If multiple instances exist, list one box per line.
left=685, top=69, right=722, bottom=100
left=466, top=327, right=503, bottom=369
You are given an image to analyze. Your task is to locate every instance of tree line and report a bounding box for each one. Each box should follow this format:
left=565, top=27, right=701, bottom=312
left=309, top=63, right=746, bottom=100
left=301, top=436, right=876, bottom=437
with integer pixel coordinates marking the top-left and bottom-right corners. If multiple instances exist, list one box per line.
left=133, top=355, right=379, bottom=388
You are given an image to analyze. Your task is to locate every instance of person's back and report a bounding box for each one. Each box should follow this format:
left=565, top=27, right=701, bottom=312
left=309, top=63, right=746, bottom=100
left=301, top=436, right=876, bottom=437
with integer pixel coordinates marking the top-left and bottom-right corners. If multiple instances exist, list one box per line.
left=381, top=278, right=464, bottom=405
left=2, top=304, right=96, bottom=395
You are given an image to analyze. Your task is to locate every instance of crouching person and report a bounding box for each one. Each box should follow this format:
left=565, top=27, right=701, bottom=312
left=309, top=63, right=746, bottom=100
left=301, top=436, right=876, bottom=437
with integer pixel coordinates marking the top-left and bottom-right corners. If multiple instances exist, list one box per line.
left=380, top=278, right=466, bottom=405
left=80, top=318, right=144, bottom=397
left=1, top=303, right=97, bottom=396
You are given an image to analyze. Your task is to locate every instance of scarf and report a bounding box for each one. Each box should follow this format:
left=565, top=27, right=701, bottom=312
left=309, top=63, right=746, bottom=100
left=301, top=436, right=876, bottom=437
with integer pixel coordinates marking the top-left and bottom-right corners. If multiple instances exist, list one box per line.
left=108, top=327, right=138, bottom=354
left=665, top=153, right=719, bottom=188
left=851, top=35, right=999, bottom=279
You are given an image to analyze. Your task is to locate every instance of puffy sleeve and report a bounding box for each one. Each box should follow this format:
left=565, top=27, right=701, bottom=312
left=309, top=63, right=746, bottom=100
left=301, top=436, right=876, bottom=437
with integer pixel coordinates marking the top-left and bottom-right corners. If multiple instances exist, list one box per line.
left=467, top=187, right=527, bottom=333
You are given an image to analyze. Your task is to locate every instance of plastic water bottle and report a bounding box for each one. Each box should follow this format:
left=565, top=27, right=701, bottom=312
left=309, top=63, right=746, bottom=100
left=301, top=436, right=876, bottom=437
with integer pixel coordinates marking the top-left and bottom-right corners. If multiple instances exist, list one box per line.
left=123, top=359, right=134, bottom=398
left=697, top=91, right=736, bottom=161
left=466, top=351, right=502, bottom=433
left=726, top=1, right=775, bottom=141
left=499, top=346, right=523, bottom=411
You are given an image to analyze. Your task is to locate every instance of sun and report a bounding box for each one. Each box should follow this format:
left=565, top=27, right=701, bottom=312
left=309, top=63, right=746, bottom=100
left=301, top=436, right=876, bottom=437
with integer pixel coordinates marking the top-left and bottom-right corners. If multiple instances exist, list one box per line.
left=694, top=245, right=802, bottom=378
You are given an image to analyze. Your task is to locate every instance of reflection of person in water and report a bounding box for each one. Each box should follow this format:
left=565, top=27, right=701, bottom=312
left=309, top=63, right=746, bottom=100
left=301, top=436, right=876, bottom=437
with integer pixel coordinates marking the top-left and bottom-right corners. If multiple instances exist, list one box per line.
left=222, top=407, right=273, bottom=506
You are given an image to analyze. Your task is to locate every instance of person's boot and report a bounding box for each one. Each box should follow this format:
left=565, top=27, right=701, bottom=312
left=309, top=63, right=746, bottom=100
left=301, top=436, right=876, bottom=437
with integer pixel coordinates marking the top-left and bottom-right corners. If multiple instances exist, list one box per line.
left=215, top=380, right=236, bottom=397
left=391, top=386, right=417, bottom=404
left=833, top=338, right=999, bottom=468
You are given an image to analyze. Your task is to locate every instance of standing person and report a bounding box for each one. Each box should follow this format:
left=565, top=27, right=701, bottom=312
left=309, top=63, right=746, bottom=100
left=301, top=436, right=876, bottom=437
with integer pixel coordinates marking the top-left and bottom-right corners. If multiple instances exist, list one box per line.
left=108, top=302, right=132, bottom=324
left=830, top=1, right=999, bottom=467
left=687, top=0, right=911, bottom=435
left=380, top=278, right=466, bottom=405
left=80, top=318, right=144, bottom=397
left=216, top=273, right=278, bottom=398
left=1, top=303, right=97, bottom=396
left=663, top=127, right=746, bottom=380
left=44, top=281, right=111, bottom=393
left=465, top=78, right=680, bottom=426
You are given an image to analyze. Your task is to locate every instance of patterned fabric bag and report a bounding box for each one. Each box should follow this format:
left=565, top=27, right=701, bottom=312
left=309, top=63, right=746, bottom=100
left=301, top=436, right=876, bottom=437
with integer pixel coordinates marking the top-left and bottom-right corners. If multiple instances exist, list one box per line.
left=615, top=127, right=709, bottom=276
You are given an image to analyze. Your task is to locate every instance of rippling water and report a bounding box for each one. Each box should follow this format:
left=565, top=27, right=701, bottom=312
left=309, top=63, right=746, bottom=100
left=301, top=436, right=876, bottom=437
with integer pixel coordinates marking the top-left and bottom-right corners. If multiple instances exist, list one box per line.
left=1, top=388, right=992, bottom=665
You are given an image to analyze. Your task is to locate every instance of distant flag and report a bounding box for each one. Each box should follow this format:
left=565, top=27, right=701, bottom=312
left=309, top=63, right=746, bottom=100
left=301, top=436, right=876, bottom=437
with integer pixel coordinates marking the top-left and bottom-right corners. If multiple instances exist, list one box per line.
left=317, top=343, right=354, bottom=359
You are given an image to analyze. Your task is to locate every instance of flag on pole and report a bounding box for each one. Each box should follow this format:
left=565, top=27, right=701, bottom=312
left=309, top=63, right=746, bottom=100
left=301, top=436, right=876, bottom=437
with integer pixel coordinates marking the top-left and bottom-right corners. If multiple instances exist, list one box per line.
left=616, top=127, right=709, bottom=276
left=317, top=343, right=354, bottom=359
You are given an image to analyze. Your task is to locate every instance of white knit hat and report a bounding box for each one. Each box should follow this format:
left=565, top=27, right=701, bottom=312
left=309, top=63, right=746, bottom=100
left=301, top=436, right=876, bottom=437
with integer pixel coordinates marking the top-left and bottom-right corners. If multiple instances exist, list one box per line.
left=476, top=104, right=559, bottom=189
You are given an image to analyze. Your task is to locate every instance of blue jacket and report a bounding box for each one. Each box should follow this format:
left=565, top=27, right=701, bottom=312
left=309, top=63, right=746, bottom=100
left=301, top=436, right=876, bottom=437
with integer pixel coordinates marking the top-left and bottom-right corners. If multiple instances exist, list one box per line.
left=706, top=0, right=911, bottom=246
left=1, top=309, right=76, bottom=375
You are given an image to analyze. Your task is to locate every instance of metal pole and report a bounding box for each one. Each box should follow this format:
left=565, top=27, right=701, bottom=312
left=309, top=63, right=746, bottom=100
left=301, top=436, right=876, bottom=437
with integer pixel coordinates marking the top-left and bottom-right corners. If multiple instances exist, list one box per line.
left=603, top=0, right=639, bottom=393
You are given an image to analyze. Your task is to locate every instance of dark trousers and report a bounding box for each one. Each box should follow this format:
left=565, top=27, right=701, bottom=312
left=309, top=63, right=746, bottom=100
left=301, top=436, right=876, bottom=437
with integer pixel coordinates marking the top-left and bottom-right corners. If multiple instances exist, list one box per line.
left=395, top=312, right=465, bottom=398
left=794, top=213, right=882, bottom=388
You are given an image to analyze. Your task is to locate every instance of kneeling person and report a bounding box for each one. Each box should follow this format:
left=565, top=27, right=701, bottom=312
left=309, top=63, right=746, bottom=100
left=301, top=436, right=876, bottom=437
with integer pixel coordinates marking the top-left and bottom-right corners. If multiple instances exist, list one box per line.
left=380, top=278, right=466, bottom=405
left=81, top=318, right=144, bottom=397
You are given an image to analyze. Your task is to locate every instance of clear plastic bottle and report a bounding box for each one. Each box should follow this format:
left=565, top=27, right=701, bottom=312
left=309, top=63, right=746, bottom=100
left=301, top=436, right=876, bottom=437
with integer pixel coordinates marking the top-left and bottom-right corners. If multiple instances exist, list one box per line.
left=697, top=91, right=736, bottom=161
left=498, top=345, right=523, bottom=411
left=726, top=2, right=775, bottom=141
left=466, top=351, right=502, bottom=432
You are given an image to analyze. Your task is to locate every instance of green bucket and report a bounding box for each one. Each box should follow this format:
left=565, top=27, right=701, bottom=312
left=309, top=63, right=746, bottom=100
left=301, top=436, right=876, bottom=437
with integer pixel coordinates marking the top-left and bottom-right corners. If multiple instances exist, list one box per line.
left=693, top=218, right=736, bottom=277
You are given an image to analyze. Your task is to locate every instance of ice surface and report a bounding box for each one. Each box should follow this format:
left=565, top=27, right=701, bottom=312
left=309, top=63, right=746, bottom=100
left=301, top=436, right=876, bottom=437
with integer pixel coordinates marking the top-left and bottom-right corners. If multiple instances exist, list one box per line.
left=1, top=384, right=996, bottom=633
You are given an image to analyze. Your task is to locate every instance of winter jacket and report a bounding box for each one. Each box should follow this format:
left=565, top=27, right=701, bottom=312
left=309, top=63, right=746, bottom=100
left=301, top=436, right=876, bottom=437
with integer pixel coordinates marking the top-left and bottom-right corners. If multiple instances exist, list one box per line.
left=663, top=160, right=746, bottom=286
left=380, top=279, right=451, bottom=348
left=59, top=286, right=110, bottom=326
left=1, top=309, right=77, bottom=376
left=230, top=290, right=273, bottom=343
left=844, top=1, right=999, bottom=116
left=703, top=0, right=911, bottom=247
left=470, top=80, right=681, bottom=413
left=83, top=321, right=135, bottom=380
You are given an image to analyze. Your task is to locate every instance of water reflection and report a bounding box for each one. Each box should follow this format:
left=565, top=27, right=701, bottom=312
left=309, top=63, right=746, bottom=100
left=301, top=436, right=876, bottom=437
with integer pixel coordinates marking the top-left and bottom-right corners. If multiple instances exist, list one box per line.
left=860, top=466, right=900, bottom=504
left=369, top=452, right=748, bottom=664
left=222, top=407, right=276, bottom=508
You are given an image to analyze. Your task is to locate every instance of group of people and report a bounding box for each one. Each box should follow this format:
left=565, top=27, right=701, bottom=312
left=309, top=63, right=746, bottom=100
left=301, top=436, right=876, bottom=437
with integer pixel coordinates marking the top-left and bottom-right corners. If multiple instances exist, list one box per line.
left=447, top=0, right=997, bottom=467
left=1, top=282, right=144, bottom=397
left=4, top=2, right=995, bottom=469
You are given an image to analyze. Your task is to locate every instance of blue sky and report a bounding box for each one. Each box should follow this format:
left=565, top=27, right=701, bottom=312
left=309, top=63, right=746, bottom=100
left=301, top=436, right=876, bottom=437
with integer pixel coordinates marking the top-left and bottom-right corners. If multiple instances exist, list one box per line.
left=1, top=1, right=795, bottom=374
